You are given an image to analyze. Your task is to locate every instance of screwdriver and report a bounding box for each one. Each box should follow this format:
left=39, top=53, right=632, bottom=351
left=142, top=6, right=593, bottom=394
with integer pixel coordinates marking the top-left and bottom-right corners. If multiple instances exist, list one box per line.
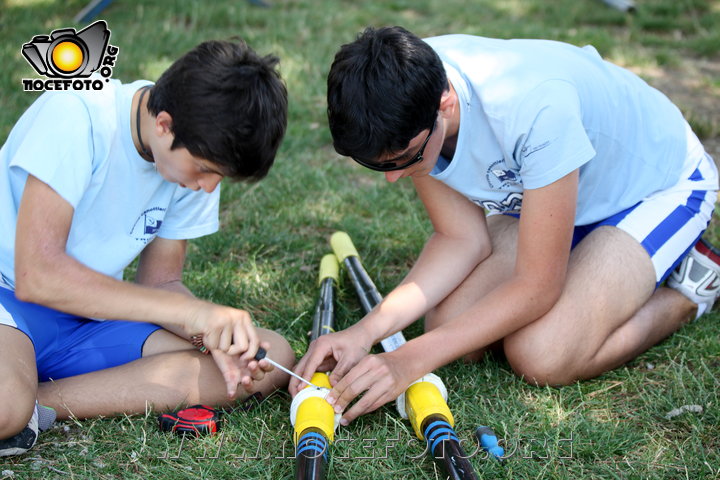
left=254, top=347, right=323, bottom=389
left=475, top=425, right=505, bottom=463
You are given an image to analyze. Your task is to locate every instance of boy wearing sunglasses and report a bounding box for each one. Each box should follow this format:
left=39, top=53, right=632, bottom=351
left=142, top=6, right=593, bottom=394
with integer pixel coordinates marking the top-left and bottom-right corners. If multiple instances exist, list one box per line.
left=292, top=26, right=719, bottom=426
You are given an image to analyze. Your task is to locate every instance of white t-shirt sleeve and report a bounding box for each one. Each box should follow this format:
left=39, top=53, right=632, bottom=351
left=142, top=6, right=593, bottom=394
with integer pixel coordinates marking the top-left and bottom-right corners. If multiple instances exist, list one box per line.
left=8, top=93, right=93, bottom=208
left=507, top=80, right=596, bottom=190
left=157, top=186, right=220, bottom=240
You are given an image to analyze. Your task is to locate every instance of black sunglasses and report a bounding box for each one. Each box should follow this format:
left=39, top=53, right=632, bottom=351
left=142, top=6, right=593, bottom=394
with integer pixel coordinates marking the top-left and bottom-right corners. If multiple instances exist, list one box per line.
left=352, top=121, right=436, bottom=172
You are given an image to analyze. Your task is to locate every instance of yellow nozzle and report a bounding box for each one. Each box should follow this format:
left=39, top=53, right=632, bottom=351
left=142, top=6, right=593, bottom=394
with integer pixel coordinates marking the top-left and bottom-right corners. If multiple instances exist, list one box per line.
left=330, top=231, right=359, bottom=262
left=308, top=372, right=332, bottom=389
left=294, top=373, right=336, bottom=443
left=318, top=254, right=339, bottom=285
left=405, top=380, right=454, bottom=439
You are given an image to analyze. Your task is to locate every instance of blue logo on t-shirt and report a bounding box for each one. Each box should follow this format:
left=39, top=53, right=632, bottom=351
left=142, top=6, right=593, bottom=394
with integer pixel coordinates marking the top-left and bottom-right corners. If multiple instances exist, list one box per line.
left=492, top=169, right=518, bottom=183
left=144, top=216, right=162, bottom=235
left=131, top=207, right=166, bottom=244
left=486, top=159, right=521, bottom=189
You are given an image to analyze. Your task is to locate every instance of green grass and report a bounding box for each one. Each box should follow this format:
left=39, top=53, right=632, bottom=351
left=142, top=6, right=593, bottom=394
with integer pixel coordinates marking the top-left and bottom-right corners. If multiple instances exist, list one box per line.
left=1, top=0, right=719, bottom=478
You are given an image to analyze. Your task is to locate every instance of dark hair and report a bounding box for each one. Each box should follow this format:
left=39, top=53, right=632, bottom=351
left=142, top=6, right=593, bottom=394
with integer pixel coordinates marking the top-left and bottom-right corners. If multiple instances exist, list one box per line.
left=147, top=40, right=287, bottom=182
left=327, top=26, right=447, bottom=163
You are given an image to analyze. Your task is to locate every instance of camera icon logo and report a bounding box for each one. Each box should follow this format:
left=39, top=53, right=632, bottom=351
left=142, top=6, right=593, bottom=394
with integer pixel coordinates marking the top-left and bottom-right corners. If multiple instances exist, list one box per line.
left=22, top=20, right=111, bottom=78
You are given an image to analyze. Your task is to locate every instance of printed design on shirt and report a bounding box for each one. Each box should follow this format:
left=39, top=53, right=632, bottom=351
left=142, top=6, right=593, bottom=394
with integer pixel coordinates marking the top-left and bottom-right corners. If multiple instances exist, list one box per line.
left=476, top=192, right=524, bottom=214
left=486, top=159, right=521, bottom=189
left=130, top=207, right=166, bottom=244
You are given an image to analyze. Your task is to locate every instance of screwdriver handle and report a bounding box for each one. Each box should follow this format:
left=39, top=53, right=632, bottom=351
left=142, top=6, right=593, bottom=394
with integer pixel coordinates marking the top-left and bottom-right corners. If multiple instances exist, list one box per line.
left=254, top=346, right=268, bottom=361
left=475, top=426, right=505, bottom=462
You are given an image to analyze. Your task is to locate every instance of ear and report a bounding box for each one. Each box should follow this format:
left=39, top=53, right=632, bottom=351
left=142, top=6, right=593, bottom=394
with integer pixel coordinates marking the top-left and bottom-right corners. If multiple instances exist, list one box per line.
left=438, top=86, right=456, bottom=119
left=155, top=111, right=174, bottom=137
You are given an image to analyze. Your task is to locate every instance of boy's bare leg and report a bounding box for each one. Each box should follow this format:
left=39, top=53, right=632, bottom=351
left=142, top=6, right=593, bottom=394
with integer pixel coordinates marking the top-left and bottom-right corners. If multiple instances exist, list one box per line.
left=425, top=217, right=697, bottom=384
left=504, top=226, right=696, bottom=385
left=424, top=215, right=518, bottom=361
left=38, top=328, right=294, bottom=419
left=0, top=326, right=38, bottom=438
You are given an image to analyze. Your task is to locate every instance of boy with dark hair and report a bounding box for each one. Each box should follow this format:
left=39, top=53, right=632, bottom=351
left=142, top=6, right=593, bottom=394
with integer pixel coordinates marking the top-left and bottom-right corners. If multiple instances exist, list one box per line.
left=292, top=26, right=720, bottom=426
left=0, top=40, right=293, bottom=456
left=146, top=40, right=286, bottom=181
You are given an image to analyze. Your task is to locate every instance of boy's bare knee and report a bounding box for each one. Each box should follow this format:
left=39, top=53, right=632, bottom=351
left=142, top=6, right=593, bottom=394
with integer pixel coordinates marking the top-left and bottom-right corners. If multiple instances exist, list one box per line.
left=509, top=356, right=578, bottom=387
left=0, top=329, right=38, bottom=438
left=504, top=334, right=578, bottom=387
left=0, top=399, right=36, bottom=440
left=517, top=369, right=577, bottom=387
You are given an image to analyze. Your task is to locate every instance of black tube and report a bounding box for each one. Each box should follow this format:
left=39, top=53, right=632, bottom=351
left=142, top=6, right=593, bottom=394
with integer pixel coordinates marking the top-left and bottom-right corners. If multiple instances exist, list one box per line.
left=296, top=267, right=337, bottom=480
left=311, top=278, right=336, bottom=341
left=340, top=251, right=479, bottom=480
left=423, top=415, right=479, bottom=480
left=295, top=428, right=329, bottom=480
left=344, top=256, right=382, bottom=311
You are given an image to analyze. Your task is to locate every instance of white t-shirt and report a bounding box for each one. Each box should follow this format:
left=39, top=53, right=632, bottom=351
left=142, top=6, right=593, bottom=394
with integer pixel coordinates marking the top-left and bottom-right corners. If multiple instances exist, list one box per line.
left=426, top=35, right=690, bottom=225
left=0, top=79, right=220, bottom=288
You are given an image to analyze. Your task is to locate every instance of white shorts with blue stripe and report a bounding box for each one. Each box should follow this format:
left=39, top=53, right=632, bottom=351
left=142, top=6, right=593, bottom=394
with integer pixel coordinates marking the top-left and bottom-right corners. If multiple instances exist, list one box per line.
left=592, top=125, right=718, bottom=286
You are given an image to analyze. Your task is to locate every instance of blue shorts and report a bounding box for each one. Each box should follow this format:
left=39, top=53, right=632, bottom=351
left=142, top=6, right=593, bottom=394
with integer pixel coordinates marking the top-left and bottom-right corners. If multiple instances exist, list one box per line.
left=0, top=286, right=162, bottom=382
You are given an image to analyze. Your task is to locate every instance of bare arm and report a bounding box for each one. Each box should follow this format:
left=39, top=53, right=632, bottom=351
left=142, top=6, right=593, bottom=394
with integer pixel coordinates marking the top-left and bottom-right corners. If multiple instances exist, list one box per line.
left=136, top=236, right=191, bottom=293
left=135, top=236, right=195, bottom=339
left=350, top=174, right=493, bottom=347
left=393, top=169, right=578, bottom=379
left=293, top=175, right=492, bottom=391
left=327, top=169, right=579, bottom=423
left=15, top=175, right=196, bottom=323
left=15, top=175, right=258, bottom=357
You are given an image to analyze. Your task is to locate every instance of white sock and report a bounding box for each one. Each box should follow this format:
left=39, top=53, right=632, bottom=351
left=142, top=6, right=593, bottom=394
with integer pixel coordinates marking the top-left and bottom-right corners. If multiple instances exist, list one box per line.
left=36, top=402, right=56, bottom=432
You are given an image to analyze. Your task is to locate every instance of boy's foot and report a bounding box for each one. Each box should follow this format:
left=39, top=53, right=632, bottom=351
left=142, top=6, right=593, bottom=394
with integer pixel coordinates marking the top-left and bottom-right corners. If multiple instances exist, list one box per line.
left=0, top=403, right=56, bottom=457
left=667, top=238, right=720, bottom=319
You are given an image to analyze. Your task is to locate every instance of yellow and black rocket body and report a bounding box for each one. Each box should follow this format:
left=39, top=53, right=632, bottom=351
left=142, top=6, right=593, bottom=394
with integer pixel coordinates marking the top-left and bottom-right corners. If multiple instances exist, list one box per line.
left=290, top=254, right=339, bottom=480
left=330, top=232, right=479, bottom=480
